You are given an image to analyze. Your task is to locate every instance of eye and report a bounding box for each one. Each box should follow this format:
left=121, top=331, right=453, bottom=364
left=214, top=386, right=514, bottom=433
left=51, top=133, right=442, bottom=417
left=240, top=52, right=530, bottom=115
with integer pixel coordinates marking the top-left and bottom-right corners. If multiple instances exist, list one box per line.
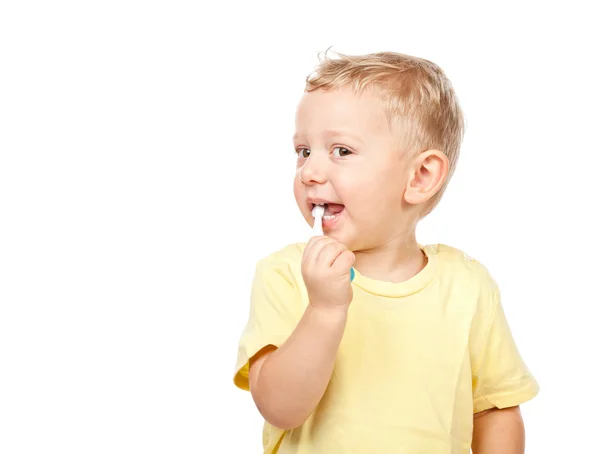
left=296, top=148, right=310, bottom=158
left=333, top=147, right=352, bottom=157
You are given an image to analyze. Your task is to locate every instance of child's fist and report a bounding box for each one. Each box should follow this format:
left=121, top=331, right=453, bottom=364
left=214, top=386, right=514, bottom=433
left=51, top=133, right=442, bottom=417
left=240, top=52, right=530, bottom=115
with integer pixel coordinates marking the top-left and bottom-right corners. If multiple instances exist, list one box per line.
left=301, top=236, right=355, bottom=310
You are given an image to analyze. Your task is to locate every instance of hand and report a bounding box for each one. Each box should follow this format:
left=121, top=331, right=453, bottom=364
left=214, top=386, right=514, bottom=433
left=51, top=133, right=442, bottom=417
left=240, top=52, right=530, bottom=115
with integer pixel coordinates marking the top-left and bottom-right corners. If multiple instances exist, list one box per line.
left=301, top=236, right=355, bottom=310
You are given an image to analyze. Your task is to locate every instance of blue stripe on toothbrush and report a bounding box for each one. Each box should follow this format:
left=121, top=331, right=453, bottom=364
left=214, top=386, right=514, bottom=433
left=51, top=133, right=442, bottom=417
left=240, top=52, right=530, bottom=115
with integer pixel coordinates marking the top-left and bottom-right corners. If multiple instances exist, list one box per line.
left=350, top=267, right=355, bottom=282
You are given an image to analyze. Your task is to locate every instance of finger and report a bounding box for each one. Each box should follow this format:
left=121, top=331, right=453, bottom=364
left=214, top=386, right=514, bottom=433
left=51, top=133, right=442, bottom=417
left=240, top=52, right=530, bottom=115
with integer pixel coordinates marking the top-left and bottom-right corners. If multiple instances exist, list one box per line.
left=303, top=236, right=336, bottom=267
left=331, top=250, right=356, bottom=275
left=304, top=236, right=329, bottom=257
left=316, top=241, right=349, bottom=268
left=310, top=237, right=338, bottom=266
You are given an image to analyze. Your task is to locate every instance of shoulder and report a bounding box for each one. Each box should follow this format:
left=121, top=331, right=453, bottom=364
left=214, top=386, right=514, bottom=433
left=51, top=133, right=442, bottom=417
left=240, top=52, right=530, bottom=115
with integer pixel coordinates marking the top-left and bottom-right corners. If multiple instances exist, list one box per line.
left=433, top=244, right=499, bottom=295
left=254, top=242, right=306, bottom=283
left=431, top=244, right=503, bottom=331
left=249, top=243, right=309, bottom=310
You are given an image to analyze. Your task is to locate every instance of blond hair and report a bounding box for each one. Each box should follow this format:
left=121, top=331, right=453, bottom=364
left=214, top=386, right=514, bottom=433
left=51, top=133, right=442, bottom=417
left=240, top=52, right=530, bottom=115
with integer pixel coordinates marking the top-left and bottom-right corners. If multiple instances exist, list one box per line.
left=305, top=50, right=465, bottom=216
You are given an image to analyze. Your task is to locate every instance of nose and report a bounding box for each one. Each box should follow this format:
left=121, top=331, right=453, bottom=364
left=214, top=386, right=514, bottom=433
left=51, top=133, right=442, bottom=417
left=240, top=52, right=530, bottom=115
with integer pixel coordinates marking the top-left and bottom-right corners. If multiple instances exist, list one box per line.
left=298, top=154, right=326, bottom=186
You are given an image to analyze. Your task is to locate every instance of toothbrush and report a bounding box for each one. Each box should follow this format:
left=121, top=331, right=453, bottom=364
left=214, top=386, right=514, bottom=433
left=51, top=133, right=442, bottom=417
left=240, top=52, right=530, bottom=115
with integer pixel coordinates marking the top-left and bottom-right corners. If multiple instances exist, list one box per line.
left=311, top=204, right=324, bottom=236
left=311, top=204, right=355, bottom=282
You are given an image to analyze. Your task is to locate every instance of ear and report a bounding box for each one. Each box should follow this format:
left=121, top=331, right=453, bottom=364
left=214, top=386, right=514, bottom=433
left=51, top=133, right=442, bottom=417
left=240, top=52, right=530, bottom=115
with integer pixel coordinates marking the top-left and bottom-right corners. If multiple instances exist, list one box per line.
left=404, top=150, right=449, bottom=205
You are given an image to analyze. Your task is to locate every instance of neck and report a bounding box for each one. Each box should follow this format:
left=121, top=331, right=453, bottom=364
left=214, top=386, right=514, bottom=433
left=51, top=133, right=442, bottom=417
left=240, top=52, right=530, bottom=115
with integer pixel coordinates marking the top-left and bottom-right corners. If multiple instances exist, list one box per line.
left=353, top=229, right=426, bottom=283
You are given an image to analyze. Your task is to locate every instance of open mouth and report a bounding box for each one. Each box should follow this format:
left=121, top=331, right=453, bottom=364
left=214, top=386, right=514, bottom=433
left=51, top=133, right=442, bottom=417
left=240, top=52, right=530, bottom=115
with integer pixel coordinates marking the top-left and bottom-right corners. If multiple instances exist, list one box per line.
left=312, top=202, right=345, bottom=221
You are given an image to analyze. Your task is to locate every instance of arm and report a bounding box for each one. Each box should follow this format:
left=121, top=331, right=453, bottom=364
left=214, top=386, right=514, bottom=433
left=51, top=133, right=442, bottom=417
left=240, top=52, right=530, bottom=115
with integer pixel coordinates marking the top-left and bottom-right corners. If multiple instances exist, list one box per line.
left=472, top=406, right=525, bottom=454
left=247, top=236, right=355, bottom=430
left=248, top=304, right=347, bottom=430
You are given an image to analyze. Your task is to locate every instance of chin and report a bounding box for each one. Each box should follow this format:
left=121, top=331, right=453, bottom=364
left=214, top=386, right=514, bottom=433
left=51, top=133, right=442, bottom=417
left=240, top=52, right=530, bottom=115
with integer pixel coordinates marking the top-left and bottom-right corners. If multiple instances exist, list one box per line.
left=327, top=231, right=355, bottom=249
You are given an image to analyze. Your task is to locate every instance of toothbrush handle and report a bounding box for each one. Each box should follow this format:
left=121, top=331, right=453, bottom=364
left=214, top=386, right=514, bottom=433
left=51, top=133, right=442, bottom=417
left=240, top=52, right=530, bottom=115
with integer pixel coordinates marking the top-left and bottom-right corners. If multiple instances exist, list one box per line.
left=312, top=216, right=324, bottom=236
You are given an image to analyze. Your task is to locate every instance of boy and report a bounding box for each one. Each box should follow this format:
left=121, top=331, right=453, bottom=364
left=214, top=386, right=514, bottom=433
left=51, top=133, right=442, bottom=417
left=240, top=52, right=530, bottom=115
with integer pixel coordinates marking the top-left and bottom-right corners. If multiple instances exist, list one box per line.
left=233, top=51, right=539, bottom=453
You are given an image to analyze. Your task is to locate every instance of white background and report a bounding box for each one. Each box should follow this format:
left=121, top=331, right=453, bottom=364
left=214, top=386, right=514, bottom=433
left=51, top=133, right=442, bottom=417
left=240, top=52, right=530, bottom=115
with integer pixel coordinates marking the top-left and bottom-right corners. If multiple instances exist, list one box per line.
left=1, top=1, right=599, bottom=453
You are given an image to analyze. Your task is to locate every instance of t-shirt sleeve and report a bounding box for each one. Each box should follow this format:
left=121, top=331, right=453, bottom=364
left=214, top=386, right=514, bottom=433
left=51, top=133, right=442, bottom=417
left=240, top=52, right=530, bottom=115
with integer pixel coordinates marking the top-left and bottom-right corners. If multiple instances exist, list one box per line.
left=233, top=257, right=303, bottom=391
left=472, top=287, right=539, bottom=413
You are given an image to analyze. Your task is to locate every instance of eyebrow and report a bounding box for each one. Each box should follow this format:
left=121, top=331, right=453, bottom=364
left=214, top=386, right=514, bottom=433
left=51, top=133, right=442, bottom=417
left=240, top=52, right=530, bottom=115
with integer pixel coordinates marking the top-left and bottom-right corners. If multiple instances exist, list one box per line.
left=293, top=129, right=365, bottom=145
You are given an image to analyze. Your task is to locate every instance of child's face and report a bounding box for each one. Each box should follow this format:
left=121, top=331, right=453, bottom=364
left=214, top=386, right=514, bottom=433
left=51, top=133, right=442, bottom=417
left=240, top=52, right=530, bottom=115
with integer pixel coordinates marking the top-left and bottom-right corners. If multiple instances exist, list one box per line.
left=293, top=87, right=413, bottom=250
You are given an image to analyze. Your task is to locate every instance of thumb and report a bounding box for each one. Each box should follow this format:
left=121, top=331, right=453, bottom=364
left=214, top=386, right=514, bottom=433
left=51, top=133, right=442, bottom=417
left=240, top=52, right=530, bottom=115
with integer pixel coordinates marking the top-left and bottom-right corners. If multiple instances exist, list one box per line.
left=333, top=250, right=355, bottom=275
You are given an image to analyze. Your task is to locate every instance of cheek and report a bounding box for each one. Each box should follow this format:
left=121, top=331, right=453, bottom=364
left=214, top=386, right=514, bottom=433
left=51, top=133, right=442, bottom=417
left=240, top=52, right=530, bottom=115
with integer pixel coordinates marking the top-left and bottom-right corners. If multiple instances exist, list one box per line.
left=293, top=178, right=302, bottom=200
left=293, top=178, right=308, bottom=215
left=338, top=167, right=379, bottom=198
left=342, top=169, right=404, bottom=216
left=337, top=182, right=374, bottom=222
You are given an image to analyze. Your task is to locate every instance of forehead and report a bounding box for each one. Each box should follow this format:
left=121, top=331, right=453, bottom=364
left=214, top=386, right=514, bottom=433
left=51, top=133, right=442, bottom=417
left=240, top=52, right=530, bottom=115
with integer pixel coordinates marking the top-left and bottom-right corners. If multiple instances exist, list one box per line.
left=294, top=87, right=390, bottom=138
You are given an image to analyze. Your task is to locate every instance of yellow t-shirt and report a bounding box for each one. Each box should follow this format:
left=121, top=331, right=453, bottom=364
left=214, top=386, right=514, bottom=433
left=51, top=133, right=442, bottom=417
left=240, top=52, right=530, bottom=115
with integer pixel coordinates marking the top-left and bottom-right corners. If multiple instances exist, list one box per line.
left=234, top=243, right=539, bottom=454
